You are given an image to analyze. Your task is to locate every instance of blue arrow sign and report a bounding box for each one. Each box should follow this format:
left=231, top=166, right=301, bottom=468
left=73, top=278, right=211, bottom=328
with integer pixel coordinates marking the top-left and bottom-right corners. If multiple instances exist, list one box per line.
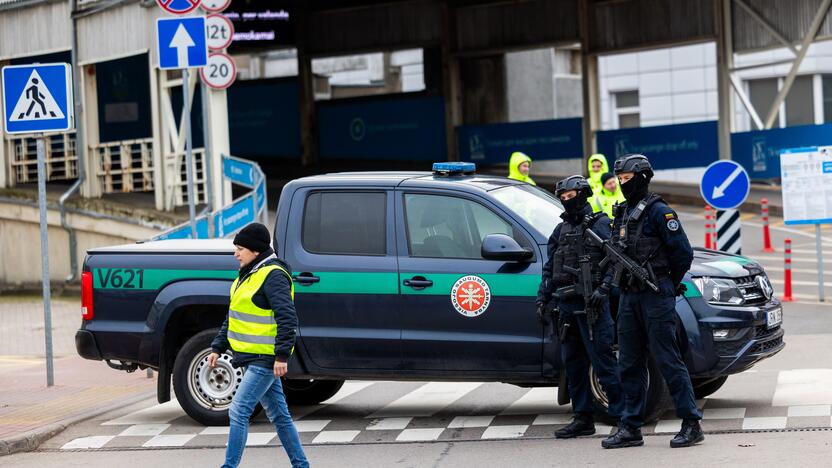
left=700, top=160, right=750, bottom=210
left=2, top=63, right=73, bottom=134
left=156, top=17, right=208, bottom=69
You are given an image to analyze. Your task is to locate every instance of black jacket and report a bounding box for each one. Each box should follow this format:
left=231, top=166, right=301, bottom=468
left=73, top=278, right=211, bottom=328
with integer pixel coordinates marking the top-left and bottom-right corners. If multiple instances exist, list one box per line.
left=211, top=256, right=298, bottom=369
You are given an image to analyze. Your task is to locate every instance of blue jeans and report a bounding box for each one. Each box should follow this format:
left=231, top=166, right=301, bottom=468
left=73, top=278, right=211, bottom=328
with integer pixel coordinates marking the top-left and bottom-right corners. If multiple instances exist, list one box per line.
left=222, top=364, right=309, bottom=468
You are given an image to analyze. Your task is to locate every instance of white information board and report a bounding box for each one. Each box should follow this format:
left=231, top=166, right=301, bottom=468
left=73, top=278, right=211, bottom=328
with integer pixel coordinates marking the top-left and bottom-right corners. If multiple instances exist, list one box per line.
left=780, top=146, right=832, bottom=225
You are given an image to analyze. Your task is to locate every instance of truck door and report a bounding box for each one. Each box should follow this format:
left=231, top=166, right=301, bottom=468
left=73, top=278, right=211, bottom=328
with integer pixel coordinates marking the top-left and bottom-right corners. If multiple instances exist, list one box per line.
left=284, top=188, right=400, bottom=370
left=395, top=190, right=543, bottom=374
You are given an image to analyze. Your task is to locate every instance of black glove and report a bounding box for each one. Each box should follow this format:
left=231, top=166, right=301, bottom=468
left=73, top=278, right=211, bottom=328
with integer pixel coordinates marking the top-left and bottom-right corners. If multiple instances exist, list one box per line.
left=536, top=301, right=547, bottom=323
left=675, top=283, right=687, bottom=296
left=588, top=283, right=610, bottom=309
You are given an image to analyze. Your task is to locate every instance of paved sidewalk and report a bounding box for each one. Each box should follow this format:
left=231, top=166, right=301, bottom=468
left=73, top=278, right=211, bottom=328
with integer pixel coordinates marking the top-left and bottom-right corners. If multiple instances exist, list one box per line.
left=0, top=298, right=155, bottom=455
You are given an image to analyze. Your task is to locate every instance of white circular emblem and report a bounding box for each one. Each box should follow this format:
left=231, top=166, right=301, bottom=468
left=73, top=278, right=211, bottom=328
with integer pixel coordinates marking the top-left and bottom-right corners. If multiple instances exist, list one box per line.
left=667, top=219, right=680, bottom=231
left=451, top=275, right=491, bottom=317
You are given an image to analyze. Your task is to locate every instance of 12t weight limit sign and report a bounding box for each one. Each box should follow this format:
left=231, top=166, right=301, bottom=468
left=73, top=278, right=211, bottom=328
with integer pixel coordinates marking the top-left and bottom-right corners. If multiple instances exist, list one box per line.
left=200, top=53, right=236, bottom=89
left=206, top=14, right=234, bottom=50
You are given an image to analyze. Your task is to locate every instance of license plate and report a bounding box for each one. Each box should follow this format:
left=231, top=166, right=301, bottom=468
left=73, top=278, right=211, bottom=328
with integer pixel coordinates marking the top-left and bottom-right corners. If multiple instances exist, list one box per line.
left=766, top=307, right=782, bottom=329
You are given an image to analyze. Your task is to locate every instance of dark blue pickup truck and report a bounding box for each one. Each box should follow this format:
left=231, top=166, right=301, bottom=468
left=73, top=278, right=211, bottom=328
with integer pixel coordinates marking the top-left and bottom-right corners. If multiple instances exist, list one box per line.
left=76, top=165, right=785, bottom=425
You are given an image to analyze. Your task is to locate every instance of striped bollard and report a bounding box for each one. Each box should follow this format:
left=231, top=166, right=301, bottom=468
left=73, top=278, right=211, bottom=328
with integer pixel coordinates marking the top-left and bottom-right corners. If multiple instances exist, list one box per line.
left=761, top=198, right=774, bottom=253
left=782, top=238, right=793, bottom=302
left=704, top=205, right=713, bottom=249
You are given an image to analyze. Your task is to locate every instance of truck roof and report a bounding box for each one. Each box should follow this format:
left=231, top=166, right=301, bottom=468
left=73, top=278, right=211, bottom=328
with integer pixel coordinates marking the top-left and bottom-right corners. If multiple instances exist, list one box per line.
left=290, top=171, right=525, bottom=192
left=89, top=239, right=235, bottom=254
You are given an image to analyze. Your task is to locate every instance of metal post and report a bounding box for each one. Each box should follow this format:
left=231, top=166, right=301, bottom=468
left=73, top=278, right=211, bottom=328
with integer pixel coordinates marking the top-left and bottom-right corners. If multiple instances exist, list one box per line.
left=37, top=136, right=54, bottom=387
left=201, top=81, right=214, bottom=218
left=183, top=68, right=197, bottom=238
left=816, top=224, right=825, bottom=302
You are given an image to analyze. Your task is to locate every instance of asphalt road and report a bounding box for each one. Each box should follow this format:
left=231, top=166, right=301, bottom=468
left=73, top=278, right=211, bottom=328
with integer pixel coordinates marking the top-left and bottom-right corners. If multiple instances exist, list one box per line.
left=6, top=206, right=832, bottom=467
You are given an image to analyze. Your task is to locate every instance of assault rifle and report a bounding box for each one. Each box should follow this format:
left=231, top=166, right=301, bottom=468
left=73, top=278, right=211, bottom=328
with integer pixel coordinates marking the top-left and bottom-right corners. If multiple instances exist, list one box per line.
left=582, top=222, right=660, bottom=293
left=554, top=223, right=599, bottom=340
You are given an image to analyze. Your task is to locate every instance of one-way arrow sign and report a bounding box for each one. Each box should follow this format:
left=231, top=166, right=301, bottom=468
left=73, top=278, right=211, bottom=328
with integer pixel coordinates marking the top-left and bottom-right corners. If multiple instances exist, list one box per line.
left=700, top=160, right=750, bottom=210
left=157, top=17, right=208, bottom=69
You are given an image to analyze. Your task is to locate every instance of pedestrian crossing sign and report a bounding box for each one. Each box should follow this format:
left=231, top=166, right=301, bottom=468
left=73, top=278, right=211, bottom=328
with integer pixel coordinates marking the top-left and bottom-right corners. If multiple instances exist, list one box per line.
left=2, top=63, right=73, bottom=135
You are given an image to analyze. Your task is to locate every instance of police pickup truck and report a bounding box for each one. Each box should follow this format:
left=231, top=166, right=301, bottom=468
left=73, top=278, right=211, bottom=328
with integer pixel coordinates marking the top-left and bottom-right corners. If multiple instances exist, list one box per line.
left=76, top=163, right=785, bottom=426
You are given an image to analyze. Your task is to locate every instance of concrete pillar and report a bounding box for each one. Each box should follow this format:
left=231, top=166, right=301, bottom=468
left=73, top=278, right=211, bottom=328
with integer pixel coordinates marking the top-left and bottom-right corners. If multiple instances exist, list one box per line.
left=0, top=116, right=7, bottom=189
left=716, top=0, right=735, bottom=160
left=80, top=63, right=101, bottom=198
left=296, top=7, right=318, bottom=167
left=579, top=0, right=600, bottom=164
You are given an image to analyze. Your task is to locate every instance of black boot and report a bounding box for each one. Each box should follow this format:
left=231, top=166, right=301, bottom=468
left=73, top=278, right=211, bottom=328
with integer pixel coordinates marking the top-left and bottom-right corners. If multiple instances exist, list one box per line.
left=670, top=419, right=704, bottom=448
left=555, top=415, right=595, bottom=439
left=601, top=425, right=644, bottom=449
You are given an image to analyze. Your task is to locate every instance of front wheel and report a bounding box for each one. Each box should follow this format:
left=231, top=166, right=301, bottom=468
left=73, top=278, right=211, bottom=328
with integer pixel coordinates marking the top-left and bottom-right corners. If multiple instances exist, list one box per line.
left=172, top=329, right=261, bottom=426
left=589, top=357, right=672, bottom=424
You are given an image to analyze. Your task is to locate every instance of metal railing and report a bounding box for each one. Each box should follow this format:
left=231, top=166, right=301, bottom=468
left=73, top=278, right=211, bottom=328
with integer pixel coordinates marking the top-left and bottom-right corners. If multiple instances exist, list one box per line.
left=92, top=138, right=154, bottom=194
left=166, top=148, right=208, bottom=207
left=7, top=132, right=78, bottom=184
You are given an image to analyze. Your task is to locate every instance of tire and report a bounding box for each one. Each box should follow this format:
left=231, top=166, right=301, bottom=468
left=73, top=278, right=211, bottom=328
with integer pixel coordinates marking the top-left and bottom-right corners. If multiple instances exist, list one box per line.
left=693, top=376, right=728, bottom=399
left=589, top=357, right=673, bottom=424
left=283, top=379, right=345, bottom=405
left=172, top=329, right=261, bottom=426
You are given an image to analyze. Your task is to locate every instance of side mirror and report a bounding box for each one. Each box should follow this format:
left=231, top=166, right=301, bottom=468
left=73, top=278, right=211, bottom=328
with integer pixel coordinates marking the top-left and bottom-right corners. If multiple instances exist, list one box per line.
left=481, top=234, right=533, bottom=262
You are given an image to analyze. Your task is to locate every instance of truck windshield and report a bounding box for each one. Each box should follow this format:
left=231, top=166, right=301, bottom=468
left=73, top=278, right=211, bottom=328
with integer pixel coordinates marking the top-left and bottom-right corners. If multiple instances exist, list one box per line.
left=491, top=184, right=564, bottom=238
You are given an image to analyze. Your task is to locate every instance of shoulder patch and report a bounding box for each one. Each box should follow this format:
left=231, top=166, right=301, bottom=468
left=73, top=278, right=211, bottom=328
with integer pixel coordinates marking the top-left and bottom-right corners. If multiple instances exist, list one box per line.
left=666, top=219, right=680, bottom=231
left=664, top=213, right=675, bottom=220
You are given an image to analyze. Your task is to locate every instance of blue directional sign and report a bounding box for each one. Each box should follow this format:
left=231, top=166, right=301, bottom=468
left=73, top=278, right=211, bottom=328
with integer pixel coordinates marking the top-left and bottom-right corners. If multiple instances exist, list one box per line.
left=214, top=194, right=256, bottom=238
left=2, top=63, right=73, bottom=135
left=156, top=17, right=208, bottom=69
left=700, top=160, right=750, bottom=210
left=156, top=216, right=210, bottom=240
left=222, top=156, right=256, bottom=187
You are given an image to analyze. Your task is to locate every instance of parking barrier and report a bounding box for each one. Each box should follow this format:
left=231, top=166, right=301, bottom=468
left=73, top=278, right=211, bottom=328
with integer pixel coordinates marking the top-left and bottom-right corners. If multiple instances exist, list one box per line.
left=762, top=198, right=774, bottom=253
left=705, top=205, right=713, bottom=249
left=783, top=238, right=793, bottom=302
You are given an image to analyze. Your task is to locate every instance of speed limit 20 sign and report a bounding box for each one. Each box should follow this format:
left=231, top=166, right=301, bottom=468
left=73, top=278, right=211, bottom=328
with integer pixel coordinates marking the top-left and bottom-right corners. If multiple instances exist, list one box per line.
left=206, top=14, right=234, bottom=50
left=200, top=53, right=236, bottom=89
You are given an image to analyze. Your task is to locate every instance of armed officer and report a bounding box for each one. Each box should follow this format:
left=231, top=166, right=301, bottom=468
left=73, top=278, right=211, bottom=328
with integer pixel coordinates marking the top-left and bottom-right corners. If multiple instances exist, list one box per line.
left=537, top=175, right=623, bottom=439
left=601, top=154, right=704, bottom=449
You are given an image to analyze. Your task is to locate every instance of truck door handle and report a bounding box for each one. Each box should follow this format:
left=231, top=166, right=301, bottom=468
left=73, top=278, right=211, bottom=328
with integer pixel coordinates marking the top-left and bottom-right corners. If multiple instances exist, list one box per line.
left=293, top=273, right=320, bottom=285
left=403, top=276, right=433, bottom=289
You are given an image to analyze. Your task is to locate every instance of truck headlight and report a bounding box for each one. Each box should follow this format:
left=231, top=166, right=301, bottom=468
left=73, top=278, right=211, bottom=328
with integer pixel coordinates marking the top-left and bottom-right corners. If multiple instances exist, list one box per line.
left=692, top=277, right=744, bottom=305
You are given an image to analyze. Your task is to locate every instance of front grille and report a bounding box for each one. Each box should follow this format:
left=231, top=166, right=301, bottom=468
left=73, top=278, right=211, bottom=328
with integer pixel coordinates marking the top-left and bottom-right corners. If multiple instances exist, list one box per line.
left=715, top=340, right=747, bottom=357
left=751, top=335, right=784, bottom=354
left=734, top=275, right=768, bottom=305
left=755, top=324, right=780, bottom=340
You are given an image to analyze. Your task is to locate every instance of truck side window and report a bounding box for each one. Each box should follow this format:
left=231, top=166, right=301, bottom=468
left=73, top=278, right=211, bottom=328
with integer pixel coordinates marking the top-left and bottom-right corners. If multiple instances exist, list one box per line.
left=404, top=194, right=515, bottom=259
left=302, top=191, right=386, bottom=255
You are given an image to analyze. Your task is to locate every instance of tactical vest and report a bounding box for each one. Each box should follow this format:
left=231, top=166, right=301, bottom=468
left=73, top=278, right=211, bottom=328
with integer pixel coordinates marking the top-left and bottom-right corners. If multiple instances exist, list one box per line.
left=612, top=194, right=670, bottom=281
left=227, top=264, right=295, bottom=355
left=550, top=213, right=608, bottom=287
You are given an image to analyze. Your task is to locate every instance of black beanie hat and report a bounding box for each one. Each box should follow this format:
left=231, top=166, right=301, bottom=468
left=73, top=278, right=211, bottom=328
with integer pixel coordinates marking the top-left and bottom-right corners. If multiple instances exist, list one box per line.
left=600, top=172, right=615, bottom=185
left=233, top=223, right=271, bottom=253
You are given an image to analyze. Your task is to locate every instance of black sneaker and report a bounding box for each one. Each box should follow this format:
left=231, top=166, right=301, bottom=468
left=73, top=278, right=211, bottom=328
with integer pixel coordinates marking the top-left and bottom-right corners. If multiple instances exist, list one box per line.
left=554, top=416, right=595, bottom=439
left=601, top=425, right=644, bottom=449
left=670, top=419, right=704, bottom=448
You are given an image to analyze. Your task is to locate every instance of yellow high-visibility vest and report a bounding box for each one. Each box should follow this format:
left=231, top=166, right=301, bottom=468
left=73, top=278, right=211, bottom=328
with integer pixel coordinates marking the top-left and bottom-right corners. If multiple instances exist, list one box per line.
left=227, top=264, right=294, bottom=355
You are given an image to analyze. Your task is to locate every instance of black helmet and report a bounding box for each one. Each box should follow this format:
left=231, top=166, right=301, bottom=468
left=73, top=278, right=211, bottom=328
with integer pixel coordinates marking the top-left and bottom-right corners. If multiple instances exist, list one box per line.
left=555, top=175, right=593, bottom=199
left=613, top=154, right=654, bottom=179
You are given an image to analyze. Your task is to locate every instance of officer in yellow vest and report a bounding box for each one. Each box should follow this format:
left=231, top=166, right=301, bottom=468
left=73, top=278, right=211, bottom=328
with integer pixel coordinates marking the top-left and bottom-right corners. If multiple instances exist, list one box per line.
left=208, top=223, right=309, bottom=468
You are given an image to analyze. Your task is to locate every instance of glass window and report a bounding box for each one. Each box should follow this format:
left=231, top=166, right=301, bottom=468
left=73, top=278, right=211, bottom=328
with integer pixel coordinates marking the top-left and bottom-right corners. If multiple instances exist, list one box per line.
left=618, top=113, right=640, bottom=128
left=491, top=184, right=564, bottom=237
left=615, top=90, right=639, bottom=108
left=302, top=192, right=386, bottom=255
left=748, top=78, right=780, bottom=126
left=785, top=75, right=814, bottom=126
left=823, top=75, right=832, bottom=123
left=404, top=194, right=514, bottom=259
left=613, top=90, right=640, bottom=129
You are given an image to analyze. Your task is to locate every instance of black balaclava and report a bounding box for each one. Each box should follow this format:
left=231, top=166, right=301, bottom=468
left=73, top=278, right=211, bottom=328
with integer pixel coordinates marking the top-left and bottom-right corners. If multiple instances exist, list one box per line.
left=562, top=193, right=588, bottom=216
left=620, top=173, right=650, bottom=204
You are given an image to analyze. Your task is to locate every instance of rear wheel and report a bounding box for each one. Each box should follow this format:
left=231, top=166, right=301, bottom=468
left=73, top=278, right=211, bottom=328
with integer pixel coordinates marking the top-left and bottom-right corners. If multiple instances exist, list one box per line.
left=692, top=376, right=728, bottom=399
left=172, top=329, right=261, bottom=426
left=283, top=379, right=345, bottom=405
left=589, top=357, right=672, bottom=424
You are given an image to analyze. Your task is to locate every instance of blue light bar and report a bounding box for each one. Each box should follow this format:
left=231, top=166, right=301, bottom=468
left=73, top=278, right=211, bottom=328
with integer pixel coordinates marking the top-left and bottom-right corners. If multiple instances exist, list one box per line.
left=432, top=162, right=476, bottom=175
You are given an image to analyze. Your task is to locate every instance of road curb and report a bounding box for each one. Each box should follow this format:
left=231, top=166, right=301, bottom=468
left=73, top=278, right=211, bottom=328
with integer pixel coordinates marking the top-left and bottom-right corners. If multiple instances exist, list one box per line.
left=0, top=390, right=155, bottom=457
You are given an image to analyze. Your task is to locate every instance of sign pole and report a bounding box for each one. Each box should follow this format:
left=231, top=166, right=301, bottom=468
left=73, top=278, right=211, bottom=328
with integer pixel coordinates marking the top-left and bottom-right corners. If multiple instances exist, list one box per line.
left=36, top=135, right=55, bottom=387
left=183, top=68, right=197, bottom=238
left=817, top=223, right=825, bottom=302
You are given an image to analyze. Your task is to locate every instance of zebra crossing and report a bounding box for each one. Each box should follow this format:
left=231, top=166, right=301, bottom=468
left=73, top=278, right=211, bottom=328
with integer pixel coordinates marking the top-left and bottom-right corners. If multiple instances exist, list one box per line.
left=57, top=367, right=832, bottom=451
